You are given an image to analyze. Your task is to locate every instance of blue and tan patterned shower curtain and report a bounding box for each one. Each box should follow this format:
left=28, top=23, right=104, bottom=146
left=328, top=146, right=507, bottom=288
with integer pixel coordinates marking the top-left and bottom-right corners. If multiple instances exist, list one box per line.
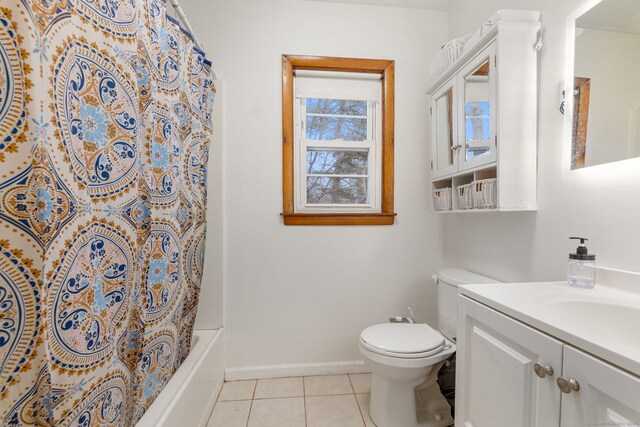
left=0, top=0, right=215, bottom=425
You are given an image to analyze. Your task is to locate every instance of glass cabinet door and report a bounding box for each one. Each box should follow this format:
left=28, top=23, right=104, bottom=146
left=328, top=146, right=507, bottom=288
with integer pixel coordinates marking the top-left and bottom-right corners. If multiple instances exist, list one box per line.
left=458, top=43, right=497, bottom=171
left=430, top=77, right=458, bottom=179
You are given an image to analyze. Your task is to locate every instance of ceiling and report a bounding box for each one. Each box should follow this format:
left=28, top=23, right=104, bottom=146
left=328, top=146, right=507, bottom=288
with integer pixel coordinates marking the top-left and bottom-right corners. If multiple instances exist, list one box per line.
left=307, top=0, right=452, bottom=11
left=577, top=0, right=640, bottom=34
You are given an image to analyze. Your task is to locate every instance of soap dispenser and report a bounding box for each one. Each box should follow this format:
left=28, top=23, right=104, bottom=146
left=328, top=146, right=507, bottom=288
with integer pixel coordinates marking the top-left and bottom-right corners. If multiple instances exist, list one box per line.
left=567, top=237, right=596, bottom=289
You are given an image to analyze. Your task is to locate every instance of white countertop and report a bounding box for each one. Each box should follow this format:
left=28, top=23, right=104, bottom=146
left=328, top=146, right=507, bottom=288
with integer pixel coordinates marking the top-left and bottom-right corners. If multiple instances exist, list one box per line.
left=459, top=276, right=640, bottom=376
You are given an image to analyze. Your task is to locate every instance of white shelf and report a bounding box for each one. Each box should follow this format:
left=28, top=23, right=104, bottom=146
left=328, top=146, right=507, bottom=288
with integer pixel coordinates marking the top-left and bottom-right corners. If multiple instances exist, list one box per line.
left=428, top=17, right=539, bottom=213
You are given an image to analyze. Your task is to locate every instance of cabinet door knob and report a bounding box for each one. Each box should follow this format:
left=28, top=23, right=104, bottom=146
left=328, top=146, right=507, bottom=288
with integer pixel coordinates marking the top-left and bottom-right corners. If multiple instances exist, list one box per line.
left=533, top=363, right=554, bottom=378
left=557, top=377, right=580, bottom=393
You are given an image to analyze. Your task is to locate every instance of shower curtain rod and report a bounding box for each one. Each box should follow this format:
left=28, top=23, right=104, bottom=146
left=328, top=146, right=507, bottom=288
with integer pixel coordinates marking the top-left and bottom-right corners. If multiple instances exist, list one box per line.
left=169, top=0, right=217, bottom=79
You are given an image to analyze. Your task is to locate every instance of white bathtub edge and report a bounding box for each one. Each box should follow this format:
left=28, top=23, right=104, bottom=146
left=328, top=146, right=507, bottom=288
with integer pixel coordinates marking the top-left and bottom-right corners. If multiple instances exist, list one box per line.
left=136, top=328, right=224, bottom=427
left=160, top=329, right=221, bottom=425
left=225, top=359, right=369, bottom=381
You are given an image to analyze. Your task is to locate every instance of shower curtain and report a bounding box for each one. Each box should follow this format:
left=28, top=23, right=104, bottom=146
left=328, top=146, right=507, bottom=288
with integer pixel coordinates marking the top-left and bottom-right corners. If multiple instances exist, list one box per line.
left=0, top=0, right=215, bottom=425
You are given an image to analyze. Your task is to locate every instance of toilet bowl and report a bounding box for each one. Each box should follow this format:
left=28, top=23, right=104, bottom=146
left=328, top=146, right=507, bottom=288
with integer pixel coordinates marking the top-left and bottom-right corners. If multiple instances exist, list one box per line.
left=359, top=268, right=500, bottom=427
left=359, top=323, right=455, bottom=427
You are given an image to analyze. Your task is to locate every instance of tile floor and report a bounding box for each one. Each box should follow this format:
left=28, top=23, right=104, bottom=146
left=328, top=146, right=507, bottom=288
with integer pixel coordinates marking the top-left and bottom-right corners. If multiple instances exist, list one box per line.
left=206, top=374, right=376, bottom=427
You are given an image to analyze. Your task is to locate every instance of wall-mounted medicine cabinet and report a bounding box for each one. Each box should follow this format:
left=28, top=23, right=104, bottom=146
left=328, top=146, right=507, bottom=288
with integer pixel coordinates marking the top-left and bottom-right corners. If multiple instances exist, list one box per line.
left=428, top=18, right=540, bottom=213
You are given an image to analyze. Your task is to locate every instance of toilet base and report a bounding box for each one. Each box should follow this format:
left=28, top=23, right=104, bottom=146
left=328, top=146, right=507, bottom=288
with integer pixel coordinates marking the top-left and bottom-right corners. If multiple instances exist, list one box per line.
left=369, top=363, right=454, bottom=427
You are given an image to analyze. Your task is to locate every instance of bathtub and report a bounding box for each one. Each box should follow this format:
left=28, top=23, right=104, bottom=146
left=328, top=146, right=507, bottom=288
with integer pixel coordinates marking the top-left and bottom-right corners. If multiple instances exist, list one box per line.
left=136, top=328, right=224, bottom=427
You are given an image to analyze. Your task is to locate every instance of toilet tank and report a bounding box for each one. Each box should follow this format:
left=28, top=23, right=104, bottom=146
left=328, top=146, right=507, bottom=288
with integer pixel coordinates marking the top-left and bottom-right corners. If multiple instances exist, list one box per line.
left=436, top=268, right=501, bottom=341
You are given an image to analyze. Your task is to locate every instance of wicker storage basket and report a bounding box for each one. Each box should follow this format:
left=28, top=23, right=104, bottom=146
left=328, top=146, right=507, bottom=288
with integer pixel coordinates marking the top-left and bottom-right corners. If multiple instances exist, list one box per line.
left=472, top=178, right=497, bottom=209
left=456, top=183, right=475, bottom=210
left=433, top=188, right=452, bottom=211
left=430, top=36, right=469, bottom=77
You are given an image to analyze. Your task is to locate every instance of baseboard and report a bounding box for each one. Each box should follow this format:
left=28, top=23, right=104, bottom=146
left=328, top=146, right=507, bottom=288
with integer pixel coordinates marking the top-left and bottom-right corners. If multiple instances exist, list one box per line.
left=225, top=360, right=370, bottom=381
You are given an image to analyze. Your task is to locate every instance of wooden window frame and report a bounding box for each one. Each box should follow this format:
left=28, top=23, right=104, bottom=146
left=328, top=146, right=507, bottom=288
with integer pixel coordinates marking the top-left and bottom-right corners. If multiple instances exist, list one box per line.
left=281, top=54, right=396, bottom=226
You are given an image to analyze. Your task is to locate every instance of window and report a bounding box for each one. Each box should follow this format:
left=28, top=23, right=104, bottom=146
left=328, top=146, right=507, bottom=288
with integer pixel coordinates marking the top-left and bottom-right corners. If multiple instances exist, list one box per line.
left=281, top=55, right=396, bottom=226
left=295, top=73, right=381, bottom=212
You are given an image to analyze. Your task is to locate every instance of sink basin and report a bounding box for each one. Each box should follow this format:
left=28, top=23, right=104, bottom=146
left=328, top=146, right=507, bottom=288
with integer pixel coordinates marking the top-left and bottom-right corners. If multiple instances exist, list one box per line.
left=556, top=300, right=640, bottom=324
left=548, top=300, right=640, bottom=351
left=531, top=285, right=640, bottom=348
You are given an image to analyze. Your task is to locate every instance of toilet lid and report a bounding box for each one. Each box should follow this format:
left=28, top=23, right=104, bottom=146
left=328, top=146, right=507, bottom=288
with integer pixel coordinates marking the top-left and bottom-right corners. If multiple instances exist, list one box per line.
left=360, top=323, right=445, bottom=355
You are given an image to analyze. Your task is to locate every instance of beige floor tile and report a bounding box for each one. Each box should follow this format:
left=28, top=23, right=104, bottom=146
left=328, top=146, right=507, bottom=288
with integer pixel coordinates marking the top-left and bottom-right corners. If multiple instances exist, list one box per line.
left=304, top=374, right=353, bottom=396
left=247, top=397, right=305, bottom=427
left=207, top=400, right=251, bottom=427
left=254, top=377, right=304, bottom=399
left=349, top=374, right=372, bottom=394
left=218, top=380, right=256, bottom=401
left=355, top=393, right=376, bottom=427
left=306, top=395, right=365, bottom=427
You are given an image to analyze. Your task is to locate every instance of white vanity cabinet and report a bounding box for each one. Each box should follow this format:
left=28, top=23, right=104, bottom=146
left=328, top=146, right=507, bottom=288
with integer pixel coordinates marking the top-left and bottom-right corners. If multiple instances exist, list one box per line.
left=457, top=295, right=640, bottom=427
left=456, top=297, right=563, bottom=427
left=428, top=20, right=539, bottom=212
left=561, top=346, right=640, bottom=427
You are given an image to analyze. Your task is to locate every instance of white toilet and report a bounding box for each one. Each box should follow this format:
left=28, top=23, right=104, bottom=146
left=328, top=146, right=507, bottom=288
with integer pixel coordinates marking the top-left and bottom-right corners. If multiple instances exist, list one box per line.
left=359, top=268, right=499, bottom=427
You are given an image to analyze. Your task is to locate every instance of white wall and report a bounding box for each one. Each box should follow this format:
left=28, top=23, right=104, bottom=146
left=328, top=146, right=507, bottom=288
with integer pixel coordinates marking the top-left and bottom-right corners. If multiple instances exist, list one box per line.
left=575, top=28, right=640, bottom=167
left=445, top=0, right=640, bottom=283
left=182, top=0, right=448, bottom=370
left=195, top=82, right=225, bottom=330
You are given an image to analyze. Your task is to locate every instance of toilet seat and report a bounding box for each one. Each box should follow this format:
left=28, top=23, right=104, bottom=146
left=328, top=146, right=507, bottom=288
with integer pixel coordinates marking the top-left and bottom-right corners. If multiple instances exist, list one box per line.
left=360, top=323, right=445, bottom=359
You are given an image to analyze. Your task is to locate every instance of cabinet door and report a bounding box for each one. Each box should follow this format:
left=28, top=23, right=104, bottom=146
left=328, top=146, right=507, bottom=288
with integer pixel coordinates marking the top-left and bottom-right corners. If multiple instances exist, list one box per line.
left=560, top=346, right=640, bottom=427
left=430, top=77, right=458, bottom=179
left=458, top=43, right=497, bottom=171
left=456, top=296, right=563, bottom=427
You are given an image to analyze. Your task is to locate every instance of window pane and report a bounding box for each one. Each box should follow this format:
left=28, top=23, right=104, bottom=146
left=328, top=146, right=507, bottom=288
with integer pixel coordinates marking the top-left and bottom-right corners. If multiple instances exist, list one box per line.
left=307, top=177, right=368, bottom=204
left=306, top=150, right=368, bottom=175
left=306, top=98, right=367, bottom=116
left=306, top=116, right=367, bottom=141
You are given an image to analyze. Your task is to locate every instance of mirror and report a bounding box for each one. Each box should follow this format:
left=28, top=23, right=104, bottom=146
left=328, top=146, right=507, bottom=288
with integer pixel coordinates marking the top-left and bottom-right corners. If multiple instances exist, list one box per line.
left=567, top=0, right=640, bottom=169
left=464, top=60, right=491, bottom=161
left=434, top=88, right=454, bottom=169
